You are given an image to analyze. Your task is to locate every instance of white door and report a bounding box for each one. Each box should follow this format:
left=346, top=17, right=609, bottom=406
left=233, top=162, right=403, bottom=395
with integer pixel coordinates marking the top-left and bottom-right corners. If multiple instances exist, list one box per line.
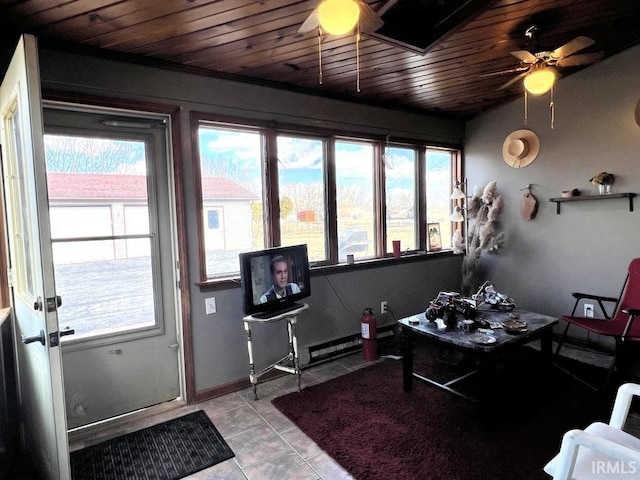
left=42, top=107, right=182, bottom=429
left=0, top=35, right=70, bottom=479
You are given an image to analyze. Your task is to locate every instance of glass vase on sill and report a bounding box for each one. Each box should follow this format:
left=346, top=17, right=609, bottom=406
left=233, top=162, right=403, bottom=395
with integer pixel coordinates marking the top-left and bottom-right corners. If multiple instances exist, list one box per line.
left=598, top=184, right=612, bottom=195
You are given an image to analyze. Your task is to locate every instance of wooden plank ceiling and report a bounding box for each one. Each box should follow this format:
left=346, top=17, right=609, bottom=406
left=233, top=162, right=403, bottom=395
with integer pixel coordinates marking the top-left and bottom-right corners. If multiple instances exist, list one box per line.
left=1, top=0, right=640, bottom=120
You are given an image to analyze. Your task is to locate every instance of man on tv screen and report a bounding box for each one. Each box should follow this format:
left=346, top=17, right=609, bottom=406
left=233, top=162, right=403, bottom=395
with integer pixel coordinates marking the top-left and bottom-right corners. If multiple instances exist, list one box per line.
left=259, top=255, right=301, bottom=304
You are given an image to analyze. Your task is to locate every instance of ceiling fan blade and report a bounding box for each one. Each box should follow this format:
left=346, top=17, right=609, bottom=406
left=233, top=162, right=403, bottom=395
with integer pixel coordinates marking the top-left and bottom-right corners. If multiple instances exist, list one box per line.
left=556, top=51, right=604, bottom=67
left=510, top=50, right=538, bottom=63
left=551, top=36, right=595, bottom=59
left=298, top=9, right=320, bottom=34
left=359, top=1, right=384, bottom=33
left=498, top=71, right=528, bottom=90
left=479, top=66, right=529, bottom=78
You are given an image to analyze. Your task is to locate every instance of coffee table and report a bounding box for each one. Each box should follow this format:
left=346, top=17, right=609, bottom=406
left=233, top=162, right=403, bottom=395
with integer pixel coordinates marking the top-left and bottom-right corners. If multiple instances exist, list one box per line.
left=398, top=308, right=558, bottom=403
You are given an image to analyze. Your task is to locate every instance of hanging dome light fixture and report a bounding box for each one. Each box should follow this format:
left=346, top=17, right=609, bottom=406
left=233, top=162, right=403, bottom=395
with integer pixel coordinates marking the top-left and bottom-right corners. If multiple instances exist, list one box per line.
left=524, top=64, right=556, bottom=95
left=297, top=0, right=383, bottom=92
left=318, top=0, right=361, bottom=36
left=522, top=63, right=557, bottom=128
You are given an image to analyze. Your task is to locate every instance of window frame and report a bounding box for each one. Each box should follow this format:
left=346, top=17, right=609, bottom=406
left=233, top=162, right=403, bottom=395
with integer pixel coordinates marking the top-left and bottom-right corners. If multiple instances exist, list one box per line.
left=191, top=111, right=462, bottom=285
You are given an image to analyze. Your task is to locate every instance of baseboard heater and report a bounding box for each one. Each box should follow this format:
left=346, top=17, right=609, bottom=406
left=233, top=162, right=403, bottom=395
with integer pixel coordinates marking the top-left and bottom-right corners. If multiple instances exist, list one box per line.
left=300, top=324, right=396, bottom=367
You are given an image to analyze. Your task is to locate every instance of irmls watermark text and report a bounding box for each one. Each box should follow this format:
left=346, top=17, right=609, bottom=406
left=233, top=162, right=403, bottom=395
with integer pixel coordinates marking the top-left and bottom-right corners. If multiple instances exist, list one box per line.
left=592, top=461, right=638, bottom=475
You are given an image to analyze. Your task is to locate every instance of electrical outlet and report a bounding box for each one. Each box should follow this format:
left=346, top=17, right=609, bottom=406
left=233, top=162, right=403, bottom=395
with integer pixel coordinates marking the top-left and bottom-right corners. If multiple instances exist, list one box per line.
left=205, top=297, right=217, bottom=315
left=381, top=301, right=388, bottom=314
left=584, top=303, right=594, bottom=318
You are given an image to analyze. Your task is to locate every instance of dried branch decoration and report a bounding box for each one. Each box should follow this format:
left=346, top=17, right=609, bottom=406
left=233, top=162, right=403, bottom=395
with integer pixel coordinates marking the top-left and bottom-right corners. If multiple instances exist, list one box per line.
left=453, top=180, right=505, bottom=295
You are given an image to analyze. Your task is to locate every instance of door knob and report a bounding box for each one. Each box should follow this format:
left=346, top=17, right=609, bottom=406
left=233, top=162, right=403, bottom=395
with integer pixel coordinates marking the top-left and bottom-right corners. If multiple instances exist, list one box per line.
left=33, top=297, right=43, bottom=311
left=21, top=329, right=46, bottom=346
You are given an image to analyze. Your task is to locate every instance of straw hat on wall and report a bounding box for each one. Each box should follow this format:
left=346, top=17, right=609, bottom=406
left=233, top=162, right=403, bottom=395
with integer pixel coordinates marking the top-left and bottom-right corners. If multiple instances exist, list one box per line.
left=502, top=129, right=540, bottom=168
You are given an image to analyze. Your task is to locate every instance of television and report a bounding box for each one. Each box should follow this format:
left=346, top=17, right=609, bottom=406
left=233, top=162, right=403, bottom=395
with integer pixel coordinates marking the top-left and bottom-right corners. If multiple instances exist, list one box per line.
left=239, top=244, right=311, bottom=318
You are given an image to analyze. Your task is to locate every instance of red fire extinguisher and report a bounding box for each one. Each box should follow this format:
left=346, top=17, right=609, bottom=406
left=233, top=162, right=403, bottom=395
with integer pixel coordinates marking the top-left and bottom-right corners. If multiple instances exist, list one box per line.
left=361, top=307, right=378, bottom=361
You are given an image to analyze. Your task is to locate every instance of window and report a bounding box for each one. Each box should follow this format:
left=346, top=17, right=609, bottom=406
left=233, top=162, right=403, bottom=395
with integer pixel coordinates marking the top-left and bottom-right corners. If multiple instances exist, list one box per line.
left=426, top=148, right=455, bottom=250
left=277, top=135, right=327, bottom=262
left=194, top=114, right=460, bottom=281
left=385, top=145, right=417, bottom=253
left=197, top=125, right=263, bottom=278
left=336, top=140, right=375, bottom=262
left=207, top=210, right=220, bottom=229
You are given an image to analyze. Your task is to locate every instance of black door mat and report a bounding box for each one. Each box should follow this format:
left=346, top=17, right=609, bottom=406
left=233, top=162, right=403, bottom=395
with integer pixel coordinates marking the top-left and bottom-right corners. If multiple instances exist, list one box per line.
left=71, top=410, right=234, bottom=480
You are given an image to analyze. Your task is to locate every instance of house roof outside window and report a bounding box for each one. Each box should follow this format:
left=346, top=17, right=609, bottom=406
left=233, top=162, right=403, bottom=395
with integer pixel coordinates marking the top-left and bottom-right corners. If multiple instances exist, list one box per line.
left=46, top=173, right=258, bottom=202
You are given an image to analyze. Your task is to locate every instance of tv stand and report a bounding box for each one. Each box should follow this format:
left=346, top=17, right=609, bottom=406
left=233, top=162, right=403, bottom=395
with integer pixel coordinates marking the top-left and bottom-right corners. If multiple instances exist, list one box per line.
left=243, top=303, right=309, bottom=400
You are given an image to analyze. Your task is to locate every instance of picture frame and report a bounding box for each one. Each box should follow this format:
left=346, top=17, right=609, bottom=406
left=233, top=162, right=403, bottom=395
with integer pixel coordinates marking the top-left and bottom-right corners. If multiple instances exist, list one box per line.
left=427, top=222, right=442, bottom=251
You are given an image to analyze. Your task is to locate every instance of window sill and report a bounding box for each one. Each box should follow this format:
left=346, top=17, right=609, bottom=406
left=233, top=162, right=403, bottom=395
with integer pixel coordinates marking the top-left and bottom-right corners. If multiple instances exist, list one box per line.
left=196, top=249, right=456, bottom=290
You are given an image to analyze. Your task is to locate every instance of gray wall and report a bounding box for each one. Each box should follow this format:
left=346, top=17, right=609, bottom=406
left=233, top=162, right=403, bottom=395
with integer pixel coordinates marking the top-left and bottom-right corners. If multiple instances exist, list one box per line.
left=465, top=43, right=640, bottom=344
left=37, top=47, right=464, bottom=394
left=195, top=256, right=460, bottom=391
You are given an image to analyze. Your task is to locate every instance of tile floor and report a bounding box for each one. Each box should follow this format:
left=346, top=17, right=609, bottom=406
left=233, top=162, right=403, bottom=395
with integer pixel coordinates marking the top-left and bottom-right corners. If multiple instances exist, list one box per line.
left=70, top=352, right=374, bottom=480
left=69, top=341, right=639, bottom=480
left=185, top=353, right=372, bottom=480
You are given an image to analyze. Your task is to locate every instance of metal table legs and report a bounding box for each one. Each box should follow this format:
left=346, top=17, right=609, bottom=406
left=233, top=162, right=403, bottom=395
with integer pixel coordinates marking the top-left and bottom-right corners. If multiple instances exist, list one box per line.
left=243, top=314, right=301, bottom=400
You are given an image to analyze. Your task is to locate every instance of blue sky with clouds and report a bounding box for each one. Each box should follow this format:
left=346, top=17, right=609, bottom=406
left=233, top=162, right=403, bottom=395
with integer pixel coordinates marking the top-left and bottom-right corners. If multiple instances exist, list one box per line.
left=200, top=127, right=450, bottom=194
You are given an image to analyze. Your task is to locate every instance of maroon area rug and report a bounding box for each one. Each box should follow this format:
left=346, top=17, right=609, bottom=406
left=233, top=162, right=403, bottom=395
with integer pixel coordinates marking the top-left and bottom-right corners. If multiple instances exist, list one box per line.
left=272, top=347, right=612, bottom=480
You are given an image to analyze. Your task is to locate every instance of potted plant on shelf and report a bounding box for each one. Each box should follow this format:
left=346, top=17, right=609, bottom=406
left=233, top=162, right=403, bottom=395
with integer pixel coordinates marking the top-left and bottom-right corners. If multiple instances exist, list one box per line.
left=589, top=172, right=615, bottom=195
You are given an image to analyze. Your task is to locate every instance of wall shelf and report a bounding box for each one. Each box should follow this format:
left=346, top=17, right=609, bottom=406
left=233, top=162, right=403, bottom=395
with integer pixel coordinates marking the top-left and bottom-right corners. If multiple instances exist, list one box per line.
left=549, top=193, right=636, bottom=214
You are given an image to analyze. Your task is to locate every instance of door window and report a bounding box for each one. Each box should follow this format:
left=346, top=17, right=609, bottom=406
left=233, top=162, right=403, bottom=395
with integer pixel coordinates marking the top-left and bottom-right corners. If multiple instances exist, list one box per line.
left=44, top=129, right=157, bottom=339
left=3, top=98, right=37, bottom=299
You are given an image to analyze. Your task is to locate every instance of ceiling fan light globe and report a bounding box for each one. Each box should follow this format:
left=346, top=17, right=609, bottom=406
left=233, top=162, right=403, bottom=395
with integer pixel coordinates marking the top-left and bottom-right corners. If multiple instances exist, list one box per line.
left=318, top=0, right=360, bottom=36
left=524, top=68, right=556, bottom=95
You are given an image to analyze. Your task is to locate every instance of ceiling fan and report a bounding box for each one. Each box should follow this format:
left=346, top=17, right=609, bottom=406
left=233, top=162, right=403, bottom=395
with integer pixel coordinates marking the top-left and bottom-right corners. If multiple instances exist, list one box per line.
left=297, top=0, right=384, bottom=92
left=482, top=25, right=605, bottom=93
left=298, top=0, right=384, bottom=36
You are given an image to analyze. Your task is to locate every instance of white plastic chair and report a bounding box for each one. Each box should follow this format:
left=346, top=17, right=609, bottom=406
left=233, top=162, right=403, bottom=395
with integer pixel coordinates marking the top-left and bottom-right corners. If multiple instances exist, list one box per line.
left=544, top=383, right=640, bottom=479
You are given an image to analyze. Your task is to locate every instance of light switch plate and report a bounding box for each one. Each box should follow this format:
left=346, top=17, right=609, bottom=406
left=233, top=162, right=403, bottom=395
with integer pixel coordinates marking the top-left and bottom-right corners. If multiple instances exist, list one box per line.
left=205, top=297, right=217, bottom=315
